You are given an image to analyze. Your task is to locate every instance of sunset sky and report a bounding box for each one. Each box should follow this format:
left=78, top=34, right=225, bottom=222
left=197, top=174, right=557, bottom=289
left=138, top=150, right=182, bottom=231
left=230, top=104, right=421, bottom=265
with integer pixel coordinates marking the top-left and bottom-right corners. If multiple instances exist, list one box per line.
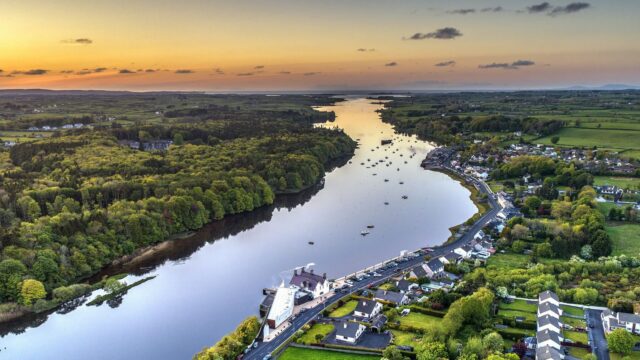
left=1, top=0, right=639, bottom=91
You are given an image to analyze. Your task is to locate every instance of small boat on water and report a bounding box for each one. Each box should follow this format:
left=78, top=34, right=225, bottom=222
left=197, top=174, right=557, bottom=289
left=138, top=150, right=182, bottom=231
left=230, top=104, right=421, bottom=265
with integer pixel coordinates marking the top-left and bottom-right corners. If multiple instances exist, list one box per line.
left=308, top=241, right=315, bottom=245
left=367, top=225, right=375, bottom=229
left=384, top=179, right=389, bottom=182
left=384, top=202, right=389, bottom=205
left=399, top=181, right=404, bottom=184
left=360, top=230, right=370, bottom=236
left=402, top=195, right=408, bottom=199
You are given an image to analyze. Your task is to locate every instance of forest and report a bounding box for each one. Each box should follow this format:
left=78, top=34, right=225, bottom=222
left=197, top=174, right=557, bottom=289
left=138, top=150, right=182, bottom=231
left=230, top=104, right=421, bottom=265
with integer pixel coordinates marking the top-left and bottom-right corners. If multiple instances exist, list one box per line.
left=0, top=93, right=356, bottom=310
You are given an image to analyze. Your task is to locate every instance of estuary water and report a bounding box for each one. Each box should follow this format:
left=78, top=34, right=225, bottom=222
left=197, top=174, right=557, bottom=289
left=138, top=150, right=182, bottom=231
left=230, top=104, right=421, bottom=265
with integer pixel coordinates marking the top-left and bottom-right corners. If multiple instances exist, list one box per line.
left=0, top=97, right=476, bottom=360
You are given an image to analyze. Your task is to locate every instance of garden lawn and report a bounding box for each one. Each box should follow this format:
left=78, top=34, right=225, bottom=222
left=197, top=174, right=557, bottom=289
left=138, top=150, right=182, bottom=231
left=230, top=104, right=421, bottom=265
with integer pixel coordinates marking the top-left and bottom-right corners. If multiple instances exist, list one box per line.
left=279, top=347, right=379, bottom=360
left=561, top=316, right=587, bottom=328
left=498, top=309, right=537, bottom=321
left=328, top=300, right=358, bottom=318
left=499, top=299, right=537, bottom=313
left=610, top=351, right=640, bottom=360
left=561, top=305, right=585, bottom=318
left=398, top=312, right=442, bottom=331
left=537, top=127, right=640, bottom=151
left=607, top=224, right=640, bottom=256
left=564, top=330, right=588, bottom=344
left=486, top=253, right=561, bottom=270
left=297, top=323, right=335, bottom=345
left=568, top=347, right=592, bottom=359
left=391, top=330, right=422, bottom=347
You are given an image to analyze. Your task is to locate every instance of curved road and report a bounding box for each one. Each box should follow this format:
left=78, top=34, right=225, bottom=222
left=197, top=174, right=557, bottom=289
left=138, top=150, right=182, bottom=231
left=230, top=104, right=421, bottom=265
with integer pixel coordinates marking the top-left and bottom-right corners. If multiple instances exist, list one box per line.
left=245, top=168, right=502, bottom=360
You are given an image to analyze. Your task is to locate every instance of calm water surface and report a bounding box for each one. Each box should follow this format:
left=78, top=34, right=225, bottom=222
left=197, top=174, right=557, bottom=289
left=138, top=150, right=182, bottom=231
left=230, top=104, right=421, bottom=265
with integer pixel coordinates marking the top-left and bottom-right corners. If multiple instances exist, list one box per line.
left=0, top=97, right=476, bottom=360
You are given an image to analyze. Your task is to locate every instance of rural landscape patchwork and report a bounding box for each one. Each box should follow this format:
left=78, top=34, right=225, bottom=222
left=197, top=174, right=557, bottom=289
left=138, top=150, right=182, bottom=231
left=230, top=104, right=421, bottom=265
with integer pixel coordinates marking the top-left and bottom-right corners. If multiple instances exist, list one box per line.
left=1, top=1, right=640, bottom=360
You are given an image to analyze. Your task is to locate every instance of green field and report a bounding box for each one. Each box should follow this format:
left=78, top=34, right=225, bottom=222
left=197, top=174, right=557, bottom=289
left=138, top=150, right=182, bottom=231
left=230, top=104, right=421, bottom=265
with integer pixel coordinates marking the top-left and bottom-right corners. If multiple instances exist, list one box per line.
left=279, top=347, right=379, bottom=360
left=568, top=347, right=592, bottom=359
left=398, top=312, right=442, bottom=331
left=328, top=300, right=358, bottom=318
left=297, top=323, right=335, bottom=345
left=595, top=176, right=640, bottom=190
left=498, top=309, right=537, bottom=321
left=561, top=305, right=585, bottom=317
left=607, top=224, right=640, bottom=256
left=561, top=316, right=587, bottom=328
left=537, top=127, right=640, bottom=153
left=610, top=351, right=640, bottom=360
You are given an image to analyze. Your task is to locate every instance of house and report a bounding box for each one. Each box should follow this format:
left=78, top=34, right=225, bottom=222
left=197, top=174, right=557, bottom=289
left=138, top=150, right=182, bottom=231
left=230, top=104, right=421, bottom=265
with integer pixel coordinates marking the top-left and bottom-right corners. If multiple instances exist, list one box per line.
left=335, top=321, right=365, bottom=344
left=370, top=314, right=388, bottom=333
left=537, top=315, right=562, bottom=333
left=353, top=300, right=383, bottom=319
left=439, top=251, right=462, bottom=265
left=601, top=309, right=640, bottom=334
left=373, top=289, right=408, bottom=305
left=538, top=291, right=560, bottom=307
left=425, top=258, right=445, bottom=278
left=289, top=268, right=330, bottom=298
left=410, top=265, right=428, bottom=279
left=266, top=286, right=295, bottom=330
left=454, top=245, right=473, bottom=259
left=536, top=345, right=565, bottom=360
left=536, top=329, right=562, bottom=350
left=396, top=279, right=419, bottom=293
left=421, top=283, right=444, bottom=293
left=537, top=302, right=562, bottom=319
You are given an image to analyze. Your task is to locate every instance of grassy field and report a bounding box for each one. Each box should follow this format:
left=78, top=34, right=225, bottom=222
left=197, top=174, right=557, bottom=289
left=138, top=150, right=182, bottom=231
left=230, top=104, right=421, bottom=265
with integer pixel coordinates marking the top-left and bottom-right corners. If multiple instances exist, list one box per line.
left=297, top=323, right=335, bottom=345
left=561, top=316, right=587, bottom=328
left=607, top=223, right=640, bottom=256
left=561, top=305, right=585, bottom=317
left=610, top=351, right=640, bottom=360
left=398, top=312, right=442, bottom=331
left=279, top=347, right=379, bottom=360
left=328, top=300, right=358, bottom=318
left=498, top=309, right=537, bottom=321
left=536, top=127, right=640, bottom=152
left=499, top=299, right=537, bottom=313
left=391, top=330, right=422, bottom=347
left=594, top=176, right=640, bottom=190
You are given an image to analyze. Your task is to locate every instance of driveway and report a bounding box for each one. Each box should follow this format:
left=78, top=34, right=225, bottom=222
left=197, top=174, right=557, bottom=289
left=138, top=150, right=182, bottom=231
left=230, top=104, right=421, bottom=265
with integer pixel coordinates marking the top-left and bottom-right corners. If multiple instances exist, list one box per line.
left=325, top=330, right=391, bottom=349
left=586, top=309, right=609, bottom=360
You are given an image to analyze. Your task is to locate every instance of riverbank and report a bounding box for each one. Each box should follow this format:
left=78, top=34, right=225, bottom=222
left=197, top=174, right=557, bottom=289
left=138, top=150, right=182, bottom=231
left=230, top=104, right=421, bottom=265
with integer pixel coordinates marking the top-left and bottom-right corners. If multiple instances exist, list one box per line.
left=423, top=164, right=490, bottom=244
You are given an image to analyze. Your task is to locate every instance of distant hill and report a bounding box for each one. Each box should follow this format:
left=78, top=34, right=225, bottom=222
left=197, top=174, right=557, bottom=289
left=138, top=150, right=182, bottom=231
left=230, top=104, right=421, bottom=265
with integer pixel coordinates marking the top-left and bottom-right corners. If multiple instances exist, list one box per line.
left=563, top=84, right=640, bottom=91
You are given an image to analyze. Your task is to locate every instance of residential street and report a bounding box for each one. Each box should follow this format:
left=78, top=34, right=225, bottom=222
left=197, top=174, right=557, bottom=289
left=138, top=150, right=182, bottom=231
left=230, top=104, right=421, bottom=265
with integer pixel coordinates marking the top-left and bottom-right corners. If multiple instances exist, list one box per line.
left=586, top=309, right=610, bottom=360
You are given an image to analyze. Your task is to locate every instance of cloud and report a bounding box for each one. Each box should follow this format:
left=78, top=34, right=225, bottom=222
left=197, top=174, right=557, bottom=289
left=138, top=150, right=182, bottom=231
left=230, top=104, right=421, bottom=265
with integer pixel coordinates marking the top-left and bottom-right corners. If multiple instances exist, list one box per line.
left=145, top=69, right=157, bottom=73
left=405, top=27, right=463, bottom=40
left=175, top=69, right=194, bottom=74
left=75, top=67, right=107, bottom=75
left=279, top=71, right=291, bottom=75
left=61, top=38, right=93, bottom=45
left=237, top=72, right=255, bottom=76
left=254, top=65, right=265, bottom=69
left=527, top=2, right=552, bottom=13
left=511, top=60, right=536, bottom=66
left=119, top=69, right=135, bottom=74
left=303, top=72, right=320, bottom=76
left=213, top=68, right=224, bottom=75
left=481, top=6, right=504, bottom=12
left=550, top=2, right=590, bottom=15
left=356, top=48, right=376, bottom=52
left=385, top=62, right=398, bottom=67
left=435, top=60, right=456, bottom=67
left=478, top=60, right=536, bottom=69
left=12, top=69, right=49, bottom=75
left=447, top=8, right=476, bottom=15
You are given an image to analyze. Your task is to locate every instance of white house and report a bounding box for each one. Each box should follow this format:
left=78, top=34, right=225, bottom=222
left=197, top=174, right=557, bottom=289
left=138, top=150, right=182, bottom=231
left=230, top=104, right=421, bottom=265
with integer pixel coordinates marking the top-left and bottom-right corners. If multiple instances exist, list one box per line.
left=396, top=279, right=419, bottom=293
left=536, top=329, right=562, bottom=350
left=453, top=245, right=473, bottom=259
left=353, top=300, right=382, bottom=319
left=335, top=321, right=365, bottom=344
left=439, top=251, right=463, bottom=265
left=537, top=315, right=562, bottom=334
left=538, top=291, right=560, bottom=307
left=537, top=302, right=562, bottom=319
left=373, top=289, right=408, bottom=305
left=601, top=309, right=640, bottom=334
left=289, top=268, right=330, bottom=298
left=424, top=258, right=445, bottom=278
left=536, top=345, right=565, bottom=360
left=266, top=286, right=295, bottom=330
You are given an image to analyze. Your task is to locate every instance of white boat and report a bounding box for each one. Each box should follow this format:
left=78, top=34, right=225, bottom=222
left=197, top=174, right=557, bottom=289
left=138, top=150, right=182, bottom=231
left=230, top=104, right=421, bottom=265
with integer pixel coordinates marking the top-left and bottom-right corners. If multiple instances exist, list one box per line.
left=360, top=230, right=370, bottom=236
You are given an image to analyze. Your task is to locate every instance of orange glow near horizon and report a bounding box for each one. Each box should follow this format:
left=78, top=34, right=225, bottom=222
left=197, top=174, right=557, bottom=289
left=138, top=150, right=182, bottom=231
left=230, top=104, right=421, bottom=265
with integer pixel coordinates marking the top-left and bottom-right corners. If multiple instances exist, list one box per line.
left=1, top=0, right=639, bottom=91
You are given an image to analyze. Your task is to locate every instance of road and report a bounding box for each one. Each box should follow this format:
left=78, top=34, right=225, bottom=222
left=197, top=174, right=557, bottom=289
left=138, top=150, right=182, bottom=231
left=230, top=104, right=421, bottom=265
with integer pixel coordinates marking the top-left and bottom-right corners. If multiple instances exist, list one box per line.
left=586, top=309, right=609, bottom=360
left=245, top=167, right=502, bottom=360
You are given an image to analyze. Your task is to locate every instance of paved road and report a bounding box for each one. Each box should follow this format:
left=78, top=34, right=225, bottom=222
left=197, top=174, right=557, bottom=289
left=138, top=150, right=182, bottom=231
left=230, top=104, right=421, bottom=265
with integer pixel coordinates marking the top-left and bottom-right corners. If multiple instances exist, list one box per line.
left=586, top=309, right=609, bottom=360
left=245, top=168, right=502, bottom=360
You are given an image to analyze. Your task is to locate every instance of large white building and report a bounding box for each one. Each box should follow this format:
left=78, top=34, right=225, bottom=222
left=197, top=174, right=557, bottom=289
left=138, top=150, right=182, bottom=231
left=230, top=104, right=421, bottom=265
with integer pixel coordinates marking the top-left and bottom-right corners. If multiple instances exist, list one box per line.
left=289, top=268, right=330, bottom=298
left=266, top=286, right=295, bottom=331
left=602, top=309, right=640, bottom=335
